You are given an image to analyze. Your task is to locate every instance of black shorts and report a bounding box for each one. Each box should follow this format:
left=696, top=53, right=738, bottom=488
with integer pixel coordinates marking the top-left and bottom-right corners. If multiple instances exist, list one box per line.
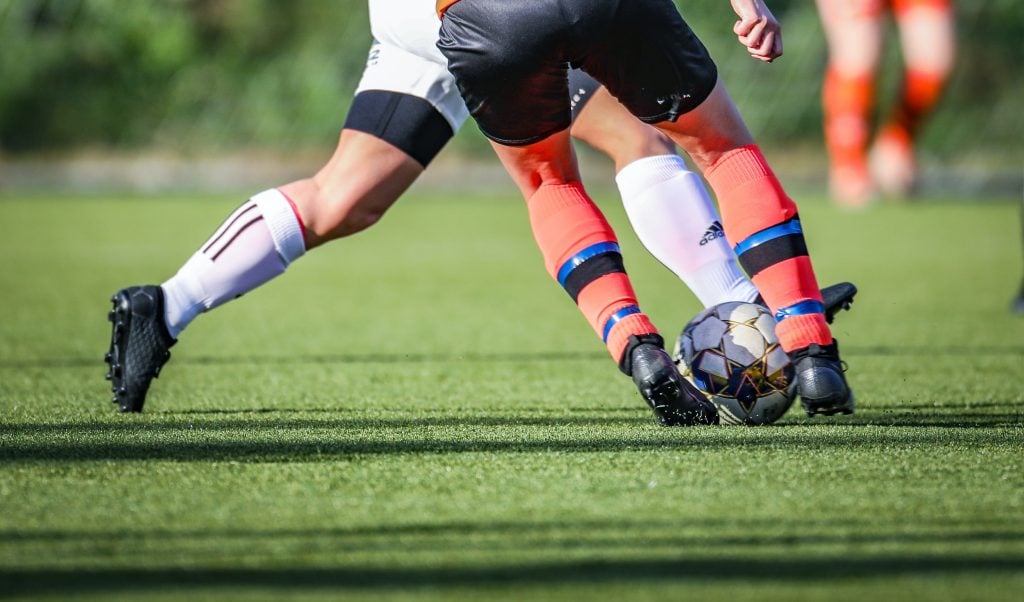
left=437, top=0, right=718, bottom=146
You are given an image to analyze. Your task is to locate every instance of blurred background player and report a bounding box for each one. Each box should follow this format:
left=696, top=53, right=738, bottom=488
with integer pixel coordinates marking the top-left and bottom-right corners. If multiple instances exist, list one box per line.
left=816, top=0, right=956, bottom=205
left=437, top=0, right=856, bottom=420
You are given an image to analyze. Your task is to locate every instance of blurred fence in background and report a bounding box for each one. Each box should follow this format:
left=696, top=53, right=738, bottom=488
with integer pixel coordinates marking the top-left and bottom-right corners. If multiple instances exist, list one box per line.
left=0, top=0, right=1020, bottom=194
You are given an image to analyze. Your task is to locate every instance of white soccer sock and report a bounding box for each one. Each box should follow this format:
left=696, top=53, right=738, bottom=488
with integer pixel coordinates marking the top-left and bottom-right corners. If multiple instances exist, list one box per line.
left=160, top=189, right=307, bottom=338
left=616, top=154, right=759, bottom=308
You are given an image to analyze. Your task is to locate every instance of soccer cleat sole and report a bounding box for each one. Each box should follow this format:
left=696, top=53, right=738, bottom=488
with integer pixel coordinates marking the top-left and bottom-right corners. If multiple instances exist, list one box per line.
left=804, top=404, right=855, bottom=417
left=803, top=390, right=856, bottom=417
left=105, top=293, right=132, bottom=410
left=821, top=282, right=858, bottom=324
left=649, top=382, right=719, bottom=427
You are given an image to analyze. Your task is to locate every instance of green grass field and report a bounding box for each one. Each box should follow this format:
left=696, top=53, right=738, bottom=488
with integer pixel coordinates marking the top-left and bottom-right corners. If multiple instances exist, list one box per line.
left=1, top=189, right=1022, bottom=601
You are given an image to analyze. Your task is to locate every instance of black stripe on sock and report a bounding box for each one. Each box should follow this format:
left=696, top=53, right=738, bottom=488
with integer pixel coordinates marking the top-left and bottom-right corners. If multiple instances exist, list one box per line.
left=210, top=216, right=265, bottom=261
left=737, top=233, right=808, bottom=277
left=563, top=252, right=626, bottom=303
left=202, top=203, right=259, bottom=255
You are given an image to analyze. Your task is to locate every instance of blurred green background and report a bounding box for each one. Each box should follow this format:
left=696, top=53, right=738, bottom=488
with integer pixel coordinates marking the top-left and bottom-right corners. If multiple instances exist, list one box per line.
left=0, top=0, right=1021, bottom=194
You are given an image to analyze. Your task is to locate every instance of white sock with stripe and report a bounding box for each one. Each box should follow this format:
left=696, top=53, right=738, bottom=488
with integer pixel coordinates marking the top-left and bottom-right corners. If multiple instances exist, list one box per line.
left=160, top=189, right=306, bottom=338
left=616, top=154, right=759, bottom=308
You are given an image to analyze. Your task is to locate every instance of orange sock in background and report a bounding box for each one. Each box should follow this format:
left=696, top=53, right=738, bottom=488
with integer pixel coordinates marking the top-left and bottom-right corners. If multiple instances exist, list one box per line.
left=891, top=0, right=952, bottom=18
left=705, top=146, right=833, bottom=352
left=823, top=67, right=875, bottom=172
left=527, top=182, right=658, bottom=365
left=883, top=68, right=947, bottom=143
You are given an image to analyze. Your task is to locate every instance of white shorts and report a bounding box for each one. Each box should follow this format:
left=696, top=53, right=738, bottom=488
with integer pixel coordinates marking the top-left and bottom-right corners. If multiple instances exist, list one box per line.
left=355, top=0, right=470, bottom=132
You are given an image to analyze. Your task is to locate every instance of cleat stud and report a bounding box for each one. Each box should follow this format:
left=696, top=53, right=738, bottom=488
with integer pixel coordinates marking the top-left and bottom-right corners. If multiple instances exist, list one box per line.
left=104, top=372, right=112, bottom=380
left=104, top=352, right=112, bottom=362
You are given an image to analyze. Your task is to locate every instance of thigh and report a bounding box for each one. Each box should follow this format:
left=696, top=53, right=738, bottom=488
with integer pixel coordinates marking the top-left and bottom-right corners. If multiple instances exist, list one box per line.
left=354, top=38, right=469, bottom=135
left=892, top=0, right=956, bottom=74
left=815, top=0, right=885, bottom=75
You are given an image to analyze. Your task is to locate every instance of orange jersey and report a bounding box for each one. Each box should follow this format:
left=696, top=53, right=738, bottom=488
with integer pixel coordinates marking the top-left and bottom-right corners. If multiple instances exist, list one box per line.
left=437, top=0, right=459, bottom=16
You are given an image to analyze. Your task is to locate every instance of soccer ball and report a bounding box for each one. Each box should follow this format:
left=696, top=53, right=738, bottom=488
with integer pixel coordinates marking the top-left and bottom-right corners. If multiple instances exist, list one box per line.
left=672, top=301, right=795, bottom=425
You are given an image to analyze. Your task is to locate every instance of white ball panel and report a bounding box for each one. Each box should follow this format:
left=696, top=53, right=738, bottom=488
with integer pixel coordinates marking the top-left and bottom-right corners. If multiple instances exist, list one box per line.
left=723, top=324, right=766, bottom=362
left=765, top=345, right=791, bottom=373
left=754, top=312, right=780, bottom=340
left=694, top=350, right=730, bottom=379
left=720, top=301, right=763, bottom=324
left=690, top=316, right=728, bottom=350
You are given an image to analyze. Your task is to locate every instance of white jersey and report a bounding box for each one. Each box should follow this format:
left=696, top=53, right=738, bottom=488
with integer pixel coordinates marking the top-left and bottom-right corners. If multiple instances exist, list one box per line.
left=356, top=0, right=469, bottom=131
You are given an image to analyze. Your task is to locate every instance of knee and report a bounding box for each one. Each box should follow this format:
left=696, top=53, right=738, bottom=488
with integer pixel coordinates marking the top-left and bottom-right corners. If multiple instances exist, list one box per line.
left=579, top=124, right=676, bottom=171
left=289, top=185, right=389, bottom=249
left=307, top=191, right=387, bottom=242
left=614, top=128, right=676, bottom=167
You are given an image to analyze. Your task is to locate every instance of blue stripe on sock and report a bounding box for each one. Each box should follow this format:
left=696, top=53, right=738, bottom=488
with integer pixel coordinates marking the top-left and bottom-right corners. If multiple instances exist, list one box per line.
left=734, top=219, right=803, bottom=256
left=602, top=305, right=641, bottom=342
left=556, top=242, right=621, bottom=288
left=775, top=299, right=825, bottom=322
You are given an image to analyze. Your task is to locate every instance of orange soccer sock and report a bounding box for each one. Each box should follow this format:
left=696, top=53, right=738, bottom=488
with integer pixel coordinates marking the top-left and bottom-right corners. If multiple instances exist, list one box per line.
left=892, top=0, right=953, bottom=18
left=884, top=69, right=947, bottom=143
left=527, top=182, right=658, bottom=365
left=705, top=146, right=832, bottom=352
left=823, top=67, right=875, bottom=171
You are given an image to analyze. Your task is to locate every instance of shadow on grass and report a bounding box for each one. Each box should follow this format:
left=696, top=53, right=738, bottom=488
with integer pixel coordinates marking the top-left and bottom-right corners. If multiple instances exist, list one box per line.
left=2, top=555, right=1022, bottom=596
left=0, top=350, right=607, bottom=370
left=2, top=413, right=651, bottom=435
left=2, top=343, right=1023, bottom=370
left=1, top=413, right=1021, bottom=462
left=2, top=517, right=1021, bottom=547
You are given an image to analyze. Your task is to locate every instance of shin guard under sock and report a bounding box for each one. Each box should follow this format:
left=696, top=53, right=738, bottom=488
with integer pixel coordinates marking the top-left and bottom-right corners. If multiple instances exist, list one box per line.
left=161, top=189, right=307, bottom=338
left=527, top=182, right=658, bottom=365
left=616, top=154, right=758, bottom=307
left=705, top=146, right=832, bottom=351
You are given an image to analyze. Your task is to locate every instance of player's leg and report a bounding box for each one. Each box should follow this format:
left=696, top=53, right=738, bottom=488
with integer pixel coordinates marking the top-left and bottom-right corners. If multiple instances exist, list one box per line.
left=652, top=79, right=854, bottom=416
left=579, top=0, right=853, bottom=416
left=871, top=0, right=955, bottom=197
left=488, top=132, right=716, bottom=426
left=437, top=1, right=717, bottom=426
left=569, top=72, right=858, bottom=319
left=569, top=73, right=760, bottom=308
left=105, top=40, right=465, bottom=413
left=106, top=125, right=430, bottom=413
left=815, top=0, right=886, bottom=207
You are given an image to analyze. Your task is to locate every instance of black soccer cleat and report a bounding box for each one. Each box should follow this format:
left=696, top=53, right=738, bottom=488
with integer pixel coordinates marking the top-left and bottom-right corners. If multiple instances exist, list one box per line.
left=756, top=281, right=857, bottom=325
left=787, top=340, right=855, bottom=417
left=105, top=285, right=176, bottom=413
left=820, top=282, right=858, bottom=324
left=629, top=342, right=719, bottom=426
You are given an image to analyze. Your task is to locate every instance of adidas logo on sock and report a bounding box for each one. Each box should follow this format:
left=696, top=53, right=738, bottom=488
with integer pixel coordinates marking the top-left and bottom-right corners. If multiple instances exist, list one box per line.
left=699, top=221, right=725, bottom=246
